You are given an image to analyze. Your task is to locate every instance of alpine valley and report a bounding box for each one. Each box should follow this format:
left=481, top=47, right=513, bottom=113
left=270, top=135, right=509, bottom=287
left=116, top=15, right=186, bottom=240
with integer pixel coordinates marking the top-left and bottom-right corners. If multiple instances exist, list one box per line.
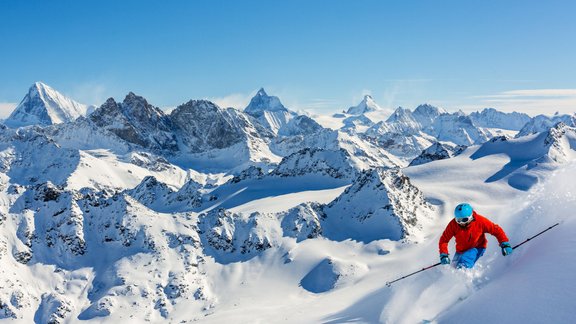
left=1, top=82, right=575, bottom=323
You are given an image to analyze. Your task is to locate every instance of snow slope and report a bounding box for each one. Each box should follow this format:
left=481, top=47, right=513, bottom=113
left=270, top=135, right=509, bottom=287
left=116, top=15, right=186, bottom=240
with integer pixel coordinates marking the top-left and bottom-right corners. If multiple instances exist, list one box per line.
left=185, top=134, right=576, bottom=323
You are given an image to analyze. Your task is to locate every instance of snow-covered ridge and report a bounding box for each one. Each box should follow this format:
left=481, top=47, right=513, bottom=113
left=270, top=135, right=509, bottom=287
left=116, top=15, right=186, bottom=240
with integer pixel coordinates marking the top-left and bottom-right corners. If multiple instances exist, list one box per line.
left=323, top=168, right=435, bottom=242
left=516, top=113, right=576, bottom=138
left=470, top=108, right=531, bottom=131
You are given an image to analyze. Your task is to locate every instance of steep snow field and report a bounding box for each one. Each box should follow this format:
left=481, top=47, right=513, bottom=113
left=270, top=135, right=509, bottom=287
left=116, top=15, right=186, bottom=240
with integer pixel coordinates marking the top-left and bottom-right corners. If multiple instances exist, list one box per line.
left=158, top=147, right=575, bottom=323
left=2, top=140, right=573, bottom=323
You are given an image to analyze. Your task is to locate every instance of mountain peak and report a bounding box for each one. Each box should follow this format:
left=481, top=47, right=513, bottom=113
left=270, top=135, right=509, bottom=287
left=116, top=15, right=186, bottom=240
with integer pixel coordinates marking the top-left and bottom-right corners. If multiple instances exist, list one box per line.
left=256, top=88, right=268, bottom=97
left=244, top=88, right=288, bottom=117
left=386, top=106, right=413, bottom=122
left=4, top=82, right=88, bottom=128
left=33, top=81, right=50, bottom=91
left=346, top=95, right=382, bottom=115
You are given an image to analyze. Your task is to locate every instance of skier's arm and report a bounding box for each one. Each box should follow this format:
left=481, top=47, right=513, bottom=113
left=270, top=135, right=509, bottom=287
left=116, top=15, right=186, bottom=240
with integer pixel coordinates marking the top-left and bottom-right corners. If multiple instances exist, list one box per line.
left=438, top=222, right=455, bottom=254
left=484, top=218, right=510, bottom=244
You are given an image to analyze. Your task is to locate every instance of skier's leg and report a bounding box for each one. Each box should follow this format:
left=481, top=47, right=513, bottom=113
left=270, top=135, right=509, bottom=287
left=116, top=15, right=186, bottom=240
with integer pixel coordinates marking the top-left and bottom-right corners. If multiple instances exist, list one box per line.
left=474, top=248, right=486, bottom=263
left=455, top=248, right=480, bottom=269
left=451, top=252, right=462, bottom=268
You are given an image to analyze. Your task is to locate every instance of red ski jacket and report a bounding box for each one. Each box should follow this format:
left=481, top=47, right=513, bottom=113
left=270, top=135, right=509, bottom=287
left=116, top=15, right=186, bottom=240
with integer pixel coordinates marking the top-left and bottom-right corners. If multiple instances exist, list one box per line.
left=439, top=211, right=509, bottom=254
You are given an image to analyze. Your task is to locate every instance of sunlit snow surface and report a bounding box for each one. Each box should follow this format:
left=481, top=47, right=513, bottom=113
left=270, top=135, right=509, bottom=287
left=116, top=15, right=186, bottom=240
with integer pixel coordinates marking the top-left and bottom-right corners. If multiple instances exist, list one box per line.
left=197, top=161, right=576, bottom=324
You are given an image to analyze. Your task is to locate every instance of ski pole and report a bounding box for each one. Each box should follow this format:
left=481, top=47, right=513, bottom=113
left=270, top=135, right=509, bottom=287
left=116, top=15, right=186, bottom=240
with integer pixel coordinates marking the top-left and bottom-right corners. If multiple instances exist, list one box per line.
left=385, top=262, right=441, bottom=287
left=512, top=222, right=560, bottom=250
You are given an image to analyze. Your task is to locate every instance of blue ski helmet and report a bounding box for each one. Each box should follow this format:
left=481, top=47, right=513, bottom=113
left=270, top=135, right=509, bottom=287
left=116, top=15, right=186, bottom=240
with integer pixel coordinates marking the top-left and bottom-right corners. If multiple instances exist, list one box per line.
left=454, top=203, right=473, bottom=219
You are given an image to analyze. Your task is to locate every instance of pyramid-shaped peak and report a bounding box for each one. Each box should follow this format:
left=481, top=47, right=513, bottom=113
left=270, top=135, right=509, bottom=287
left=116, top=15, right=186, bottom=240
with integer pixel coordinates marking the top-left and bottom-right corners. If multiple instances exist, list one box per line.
left=244, top=88, right=288, bottom=116
left=4, top=81, right=88, bottom=128
left=29, top=81, right=61, bottom=99
left=346, top=95, right=382, bottom=115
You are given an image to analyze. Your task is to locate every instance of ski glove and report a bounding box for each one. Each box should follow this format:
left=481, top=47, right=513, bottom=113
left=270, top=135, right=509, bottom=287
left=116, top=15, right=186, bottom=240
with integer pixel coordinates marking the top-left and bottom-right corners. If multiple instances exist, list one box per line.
left=440, top=253, right=450, bottom=265
left=501, top=242, right=513, bottom=256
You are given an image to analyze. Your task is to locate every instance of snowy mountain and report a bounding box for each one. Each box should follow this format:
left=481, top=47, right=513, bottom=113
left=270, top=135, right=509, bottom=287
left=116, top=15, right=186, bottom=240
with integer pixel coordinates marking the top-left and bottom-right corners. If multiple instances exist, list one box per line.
left=168, top=99, right=280, bottom=171
left=345, top=95, right=382, bottom=115
left=323, top=168, right=435, bottom=243
left=469, top=108, right=531, bottom=131
left=469, top=122, right=576, bottom=190
left=430, top=111, right=491, bottom=146
left=516, top=113, right=576, bottom=138
left=1, top=84, right=576, bottom=323
left=411, top=103, right=447, bottom=128
left=277, top=115, right=324, bottom=137
left=4, top=82, right=89, bottom=128
left=2, top=185, right=215, bottom=321
left=271, top=148, right=359, bottom=180
left=171, top=99, right=272, bottom=152
left=409, top=142, right=466, bottom=167
left=339, top=95, right=394, bottom=133
left=90, top=93, right=178, bottom=152
left=363, top=107, right=436, bottom=163
left=270, top=128, right=402, bottom=170
left=243, top=88, right=296, bottom=134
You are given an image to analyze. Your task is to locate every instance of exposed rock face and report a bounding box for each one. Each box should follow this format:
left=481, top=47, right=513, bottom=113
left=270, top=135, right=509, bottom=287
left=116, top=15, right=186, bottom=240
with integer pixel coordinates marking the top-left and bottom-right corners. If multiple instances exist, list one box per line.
left=229, top=166, right=265, bottom=183
left=197, top=208, right=281, bottom=263
left=323, top=168, right=434, bottom=243
left=279, top=203, right=325, bottom=242
left=89, top=93, right=178, bottom=152
left=409, top=142, right=466, bottom=167
left=127, top=176, right=202, bottom=212
left=170, top=99, right=273, bottom=153
left=543, top=123, right=576, bottom=163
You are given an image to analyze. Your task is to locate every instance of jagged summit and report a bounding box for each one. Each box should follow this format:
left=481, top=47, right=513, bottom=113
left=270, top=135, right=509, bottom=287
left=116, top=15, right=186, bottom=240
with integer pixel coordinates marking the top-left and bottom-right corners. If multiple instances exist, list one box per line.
left=244, top=88, right=288, bottom=117
left=346, top=95, right=382, bottom=115
left=5, top=82, right=89, bottom=128
left=89, top=92, right=177, bottom=151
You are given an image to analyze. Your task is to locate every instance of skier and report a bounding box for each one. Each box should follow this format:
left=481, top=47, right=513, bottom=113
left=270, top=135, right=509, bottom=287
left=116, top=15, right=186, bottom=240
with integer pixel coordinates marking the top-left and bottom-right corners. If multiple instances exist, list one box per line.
left=439, top=203, right=513, bottom=269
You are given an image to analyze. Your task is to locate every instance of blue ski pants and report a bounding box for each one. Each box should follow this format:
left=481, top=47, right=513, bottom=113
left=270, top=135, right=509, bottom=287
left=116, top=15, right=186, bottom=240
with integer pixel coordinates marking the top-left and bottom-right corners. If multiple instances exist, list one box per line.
left=452, top=247, right=486, bottom=269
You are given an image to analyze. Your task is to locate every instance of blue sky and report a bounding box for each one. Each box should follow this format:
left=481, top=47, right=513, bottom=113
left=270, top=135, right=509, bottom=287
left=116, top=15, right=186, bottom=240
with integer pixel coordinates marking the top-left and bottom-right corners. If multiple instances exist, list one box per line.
left=1, top=0, right=575, bottom=116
